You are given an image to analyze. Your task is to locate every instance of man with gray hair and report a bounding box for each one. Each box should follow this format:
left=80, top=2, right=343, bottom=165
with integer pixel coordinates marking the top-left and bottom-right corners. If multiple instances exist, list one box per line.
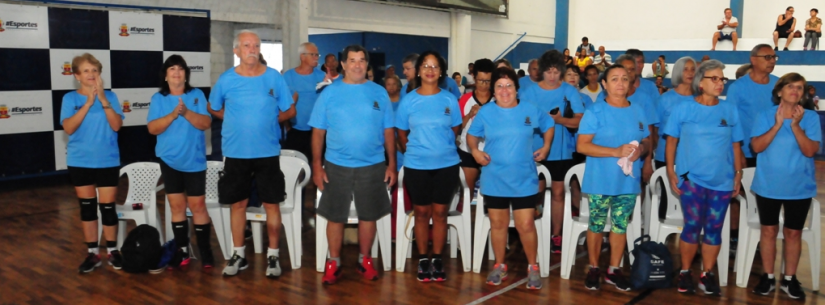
left=518, top=58, right=540, bottom=90
left=592, top=46, right=612, bottom=72
left=726, top=44, right=778, bottom=168
left=210, top=30, right=296, bottom=277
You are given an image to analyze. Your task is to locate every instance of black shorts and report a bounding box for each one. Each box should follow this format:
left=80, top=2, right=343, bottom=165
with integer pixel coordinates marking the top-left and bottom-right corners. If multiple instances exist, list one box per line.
left=67, top=166, right=119, bottom=187
left=776, top=30, right=791, bottom=39
left=219, top=156, right=285, bottom=204
left=572, top=152, right=586, bottom=164
left=405, top=164, right=460, bottom=206
left=457, top=148, right=480, bottom=169
left=745, top=157, right=757, bottom=168
left=538, top=159, right=575, bottom=182
left=654, top=160, right=666, bottom=169
left=282, top=129, right=314, bottom=163
left=483, top=193, right=539, bottom=211
left=159, top=160, right=206, bottom=197
left=719, top=32, right=733, bottom=41
left=755, top=194, right=811, bottom=231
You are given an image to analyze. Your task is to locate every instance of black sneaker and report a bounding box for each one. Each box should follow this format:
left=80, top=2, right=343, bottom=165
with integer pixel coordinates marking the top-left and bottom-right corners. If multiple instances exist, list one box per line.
left=431, top=258, right=446, bottom=282
left=168, top=248, right=185, bottom=269
left=108, top=250, right=123, bottom=270
left=585, top=267, right=601, bottom=290
left=780, top=275, right=805, bottom=299
left=78, top=253, right=101, bottom=274
left=200, top=248, right=215, bottom=269
left=417, top=258, right=433, bottom=282
left=774, top=46, right=779, bottom=51
left=752, top=273, right=775, bottom=295
left=698, top=272, right=722, bottom=296
left=783, top=47, right=789, bottom=51
left=677, top=271, right=695, bottom=293
left=605, top=269, right=632, bottom=291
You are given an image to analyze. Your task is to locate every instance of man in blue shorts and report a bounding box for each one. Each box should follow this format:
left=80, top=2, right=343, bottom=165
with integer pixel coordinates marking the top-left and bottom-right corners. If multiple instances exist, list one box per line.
left=210, top=30, right=296, bottom=278
left=309, top=44, right=397, bottom=285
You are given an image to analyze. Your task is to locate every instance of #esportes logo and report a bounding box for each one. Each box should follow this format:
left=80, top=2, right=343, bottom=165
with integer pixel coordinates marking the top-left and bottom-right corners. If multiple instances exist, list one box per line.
left=0, top=104, right=43, bottom=119
left=122, top=100, right=150, bottom=113
left=119, top=23, right=155, bottom=36
left=61, top=61, right=73, bottom=75
left=0, top=18, right=39, bottom=32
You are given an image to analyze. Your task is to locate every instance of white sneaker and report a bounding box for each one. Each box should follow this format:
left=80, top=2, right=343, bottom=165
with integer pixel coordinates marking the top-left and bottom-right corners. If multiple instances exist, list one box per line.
left=222, top=252, right=248, bottom=276
left=266, top=256, right=281, bottom=278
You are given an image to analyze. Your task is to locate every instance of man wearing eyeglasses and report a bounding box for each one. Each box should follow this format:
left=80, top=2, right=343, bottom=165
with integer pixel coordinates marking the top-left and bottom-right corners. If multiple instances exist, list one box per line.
left=284, top=42, right=329, bottom=168
left=726, top=44, right=779, bottom=169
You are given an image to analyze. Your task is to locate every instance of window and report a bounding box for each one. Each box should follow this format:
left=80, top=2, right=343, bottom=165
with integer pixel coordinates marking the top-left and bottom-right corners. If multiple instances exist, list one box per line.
left=234, top=41, right=283, bottom=72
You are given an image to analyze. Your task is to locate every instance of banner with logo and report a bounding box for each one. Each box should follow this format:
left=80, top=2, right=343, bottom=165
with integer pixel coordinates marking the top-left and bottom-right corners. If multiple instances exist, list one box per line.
left=0, top=3, right=50, bottom=49
left=0, top=3, right=210, bottom=178
left=0, top=91, right=53, bottom=135
left=108, top=11, right=163, bottom=51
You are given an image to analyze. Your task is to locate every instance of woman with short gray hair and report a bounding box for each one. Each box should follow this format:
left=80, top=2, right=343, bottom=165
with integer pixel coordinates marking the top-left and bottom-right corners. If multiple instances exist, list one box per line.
left=664, top=59, right=743, bottom=296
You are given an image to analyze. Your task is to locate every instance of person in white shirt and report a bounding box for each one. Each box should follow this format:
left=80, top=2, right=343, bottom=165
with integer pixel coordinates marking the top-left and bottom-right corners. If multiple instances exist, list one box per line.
left=462, top=62, right=476, bottom=93
left=712, top=8, right=739, bottom=50
left=592, top=46, right=612, bottom=72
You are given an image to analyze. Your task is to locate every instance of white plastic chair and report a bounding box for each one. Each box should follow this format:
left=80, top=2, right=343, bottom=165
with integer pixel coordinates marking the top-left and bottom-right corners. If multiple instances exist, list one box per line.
left=395, top=167, right=472, bottom=272
left=647, top=166, right=731, bottom=286
left=735, top=168, right=820, bottom=290
left=560, top=163, right=642, bottom=279
left=162, top=161, right=232, bottom=259
left=315, top=185, right=393, bottom=272
left=471, top=164, right=551, bottom=277
left=242, top=150, right=310, bottom=269
left=101, top=162, right=163, bottom=248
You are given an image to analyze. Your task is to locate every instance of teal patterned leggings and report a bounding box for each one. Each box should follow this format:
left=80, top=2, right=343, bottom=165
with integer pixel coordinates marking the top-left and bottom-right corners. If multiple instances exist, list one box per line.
left=588, top=194, right=637, bottom=234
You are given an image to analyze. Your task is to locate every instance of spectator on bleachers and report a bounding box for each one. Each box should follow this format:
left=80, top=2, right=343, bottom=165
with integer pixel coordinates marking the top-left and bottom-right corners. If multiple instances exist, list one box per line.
left=652, top=55, right=668, bottom=77
left=773, top=6, right=797, bottom=51
left=803, top=8, right=821, bottom=51
left=808, top=85, right=819, bottom=110
left=712, top=8, right=739, bottom=51
left=519, top=59, right=540, bottom=90
left=700, top=55, right=711, bottom=64
left=462, top=62, right=475, bottom=93
left=735, top=63, right=752, bottom=79
left=563, top=48, right=574, bottom=66
left=576, top=37, right=596, bottom=56
left=580, top=65, right=602, bottom=103
left=655, top=76, right=668, bottom=95
left=593, top=46, right=612, bottom=72
left=576, top=49, right=592, bottom=73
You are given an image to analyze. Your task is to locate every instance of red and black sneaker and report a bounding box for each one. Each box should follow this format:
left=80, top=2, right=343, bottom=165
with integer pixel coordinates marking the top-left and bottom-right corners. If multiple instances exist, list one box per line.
left=551, top=235, right=562, bottom=254
left=322, top=260, right=342, bottom=285
left=357, top=256, right=379, bottom=281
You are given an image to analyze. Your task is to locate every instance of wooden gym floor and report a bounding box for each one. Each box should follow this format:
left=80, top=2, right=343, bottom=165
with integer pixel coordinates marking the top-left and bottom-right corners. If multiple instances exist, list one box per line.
left=1, top=164, right=823, bottom=305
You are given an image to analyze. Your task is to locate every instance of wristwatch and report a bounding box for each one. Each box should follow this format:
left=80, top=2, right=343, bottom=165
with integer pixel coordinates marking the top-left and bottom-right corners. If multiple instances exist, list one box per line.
left=735, top=169, right=743, bottom=175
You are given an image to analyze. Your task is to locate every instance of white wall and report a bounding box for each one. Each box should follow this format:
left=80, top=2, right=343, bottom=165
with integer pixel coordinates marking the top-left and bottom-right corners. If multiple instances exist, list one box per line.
left=308, top=0, right=451, bottom=37
left=568, top=0, right=729, bottom=49
left=743, top=1, right=818, bottom=38
left=470, top=0, right=555, bottom=61
left=58, top=0, right=284, bottom=24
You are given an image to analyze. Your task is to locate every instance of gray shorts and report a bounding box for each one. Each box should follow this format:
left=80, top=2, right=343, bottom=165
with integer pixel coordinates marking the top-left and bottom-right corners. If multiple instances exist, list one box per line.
left=317, top=161, right=391, bottom=223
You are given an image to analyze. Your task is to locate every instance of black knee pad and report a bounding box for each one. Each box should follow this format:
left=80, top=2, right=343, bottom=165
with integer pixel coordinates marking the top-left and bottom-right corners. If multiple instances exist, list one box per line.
left=99, top=202, right=118, bottom=226
left=79, top=198, right=98, bottom=222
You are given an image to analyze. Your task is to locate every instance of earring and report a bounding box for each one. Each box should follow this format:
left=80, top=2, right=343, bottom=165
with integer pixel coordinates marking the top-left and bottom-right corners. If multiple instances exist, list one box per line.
left=165, top=77, right=167, bottom=81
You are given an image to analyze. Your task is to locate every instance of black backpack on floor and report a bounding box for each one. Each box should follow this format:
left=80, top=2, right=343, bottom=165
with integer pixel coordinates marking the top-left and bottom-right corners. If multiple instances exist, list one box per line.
left=120, top=224, right=163, bottom=274
left=630, top=235, right=674, bottom=290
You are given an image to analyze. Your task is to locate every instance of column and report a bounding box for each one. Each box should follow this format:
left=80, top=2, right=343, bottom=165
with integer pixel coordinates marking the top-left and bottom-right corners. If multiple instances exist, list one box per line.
left=449, top=11, right=472, bottom=75
left=281, top=0, right=310, bottom=70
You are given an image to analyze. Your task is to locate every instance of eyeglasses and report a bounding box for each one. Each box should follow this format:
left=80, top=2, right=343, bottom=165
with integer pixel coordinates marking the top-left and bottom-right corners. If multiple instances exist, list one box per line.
left=421, top=64, right=440, bottom=71
left=752, top=54, right=779, bottom=61
left=476, top=79, right=491, bottom=85
left=703, top=76, right=729, bottom=84
left=301, top=53, right=320, bottom=58
left=495, top=83, right=515, bottom=89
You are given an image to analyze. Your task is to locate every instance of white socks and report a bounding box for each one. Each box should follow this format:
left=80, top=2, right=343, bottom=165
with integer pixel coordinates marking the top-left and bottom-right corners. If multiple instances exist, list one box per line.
left=767, top=273, right=775, bottom=279
left=267, top=248, right=279, bottom=258
left=88, top=248, right=99, bottom=255
left=784, top=275, right=793, bottom=281
left=233, top=246, right=246, bottom=258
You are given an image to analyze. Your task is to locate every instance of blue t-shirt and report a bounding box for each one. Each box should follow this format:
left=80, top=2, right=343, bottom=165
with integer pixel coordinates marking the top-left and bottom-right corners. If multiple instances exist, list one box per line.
left=395, top=90, right=461, bottom=170
left=596, top=89, right=660, bottom=127
left=751, top=106, right=821, bottom=199
left=283, top=68, right=326, bottom=131
left=468, top=101, right=554, bottom=197
left=519, top=82, right=585, bottom=161
left=209, top=68, right=293, bottom=159
left=60, top=90, right=124, bottom=168
left=664, top=101, right=744, bottom=191
left=401, top=80, right=462, bottom=100
left=638, top=78, right=659, bottom=99
left=578, top=101, right=650, bottom=195
left=726, top=74, right=779, bottom=158
left=654, top=90, right=693, bottom=162
left=308, top=81, right=394, bottom=168
left=147, top=89, right=210, bottom=172
left=580, top=92, right=595, bottom=109
left=519, top=77, right=538, bottom=91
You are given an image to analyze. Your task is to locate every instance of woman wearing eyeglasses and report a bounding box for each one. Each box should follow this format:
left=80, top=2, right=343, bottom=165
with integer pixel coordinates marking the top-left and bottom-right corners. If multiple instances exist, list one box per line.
left=468, top=67, right=554, bottom=290
left=664, top=60, right=743, bottom=296
left=749, top=73, right=820, bottom=300
left=395, top=51, right=462, bottom=282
